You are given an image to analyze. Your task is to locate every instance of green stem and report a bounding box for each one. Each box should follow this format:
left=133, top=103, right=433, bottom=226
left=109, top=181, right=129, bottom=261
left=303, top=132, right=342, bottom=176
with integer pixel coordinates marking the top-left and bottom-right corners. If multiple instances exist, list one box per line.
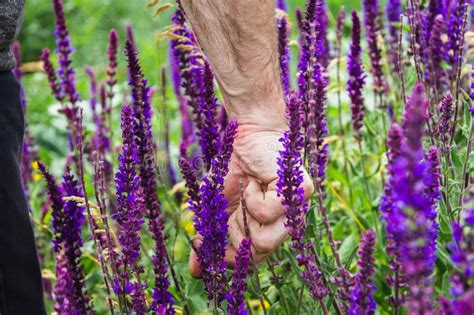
left=357, top=137, right=372, bottom=201
left=444, top=153, right=454, bottom=222
left=267, top=260, right=291, bottom=315
left=251, top=259, right=268, bottom=315
left=457, top=120, right=474, bottom=220
left=296, top=286, right=305, bottom=315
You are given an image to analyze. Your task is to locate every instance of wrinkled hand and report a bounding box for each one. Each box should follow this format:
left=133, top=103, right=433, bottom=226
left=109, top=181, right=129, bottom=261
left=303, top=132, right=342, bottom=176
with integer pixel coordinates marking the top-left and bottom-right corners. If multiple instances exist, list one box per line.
left=189, top=123, right=314, bottom=277
left=178, top=0, right=314, bottom=277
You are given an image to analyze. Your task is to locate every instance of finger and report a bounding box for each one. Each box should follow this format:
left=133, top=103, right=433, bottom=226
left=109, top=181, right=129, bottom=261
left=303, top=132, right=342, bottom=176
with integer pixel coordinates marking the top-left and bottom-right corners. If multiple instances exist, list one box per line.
left=188, top=247, right=202, bottom=278
left=235, top=208, right=288, bottom=258
left=228, top=211, right=268, bottom=264
left=223, top=156, right=247, bottom=214
left=301, top=171, right=315, bottom=200
left=188, top=237, right=238, bottom=278
left=244, top=179, right=285, bottom=224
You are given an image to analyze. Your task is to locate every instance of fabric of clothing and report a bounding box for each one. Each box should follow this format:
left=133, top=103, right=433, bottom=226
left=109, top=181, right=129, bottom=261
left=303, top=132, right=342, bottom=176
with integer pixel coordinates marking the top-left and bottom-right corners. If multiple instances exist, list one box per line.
left=0, top=0, right=24, bottom=71
left=0, top=71, right=45, bottom=315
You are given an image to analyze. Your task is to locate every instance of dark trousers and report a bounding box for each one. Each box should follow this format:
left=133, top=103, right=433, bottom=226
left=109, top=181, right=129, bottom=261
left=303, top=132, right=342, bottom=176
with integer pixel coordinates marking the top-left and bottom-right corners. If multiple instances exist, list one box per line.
left=0, top=71, right=45, bottom=315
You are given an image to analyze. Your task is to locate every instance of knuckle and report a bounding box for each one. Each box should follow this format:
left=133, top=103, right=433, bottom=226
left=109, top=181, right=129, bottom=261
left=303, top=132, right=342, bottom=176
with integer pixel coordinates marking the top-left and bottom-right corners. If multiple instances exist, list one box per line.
left=252, top=237, right=278, bottom=254
left=253, top=210, right=269, bottom=224
left=303, top=176, right=315, bottom=197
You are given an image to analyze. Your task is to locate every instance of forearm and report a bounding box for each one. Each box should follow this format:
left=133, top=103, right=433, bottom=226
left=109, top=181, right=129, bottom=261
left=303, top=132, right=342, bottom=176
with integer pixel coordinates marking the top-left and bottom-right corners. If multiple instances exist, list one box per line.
left=180, top=0, right=286, bottom=129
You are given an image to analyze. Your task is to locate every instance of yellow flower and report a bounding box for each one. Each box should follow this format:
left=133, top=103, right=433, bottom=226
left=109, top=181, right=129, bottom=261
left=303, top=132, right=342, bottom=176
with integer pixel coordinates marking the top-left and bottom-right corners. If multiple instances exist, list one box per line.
left=248, top=299, right=271, bottom=312
left=180, top=211, right=195, bottom=235
left=33, top=172, right=42, bottom=182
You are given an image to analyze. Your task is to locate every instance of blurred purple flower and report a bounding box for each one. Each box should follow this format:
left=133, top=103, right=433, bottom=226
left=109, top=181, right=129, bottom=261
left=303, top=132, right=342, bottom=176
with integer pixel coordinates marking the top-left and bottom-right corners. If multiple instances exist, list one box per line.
left=53, top=0, right=80, bottom=106
left=335, top=9, right=345, bottom=49
left=382, top=84, right=440, bottom=313
left=126, top=24, right=136, bottom=47
left=447, top=0, right=468, bottom=71
left=362, top=0, right=386, bottom=94
left=12, top=41, right=22, bottom=82
left=160, top=69, right=178, bottom=188
left=424, top=0, right=444, bottom=47
left=448, top=195, right=474, bottom=304
left=348, top=11, right=366, bottom=136
left=40, top=48, right=64, bottom=102
left=386, top=0, right=401, bottom=71
left=85, top=67, right=98, bottom=113
left=439, top=93, right=454, bottom=145
left=426, top=15, right=448, bottom=92
left=276, top=0, right=287, bottom=11
left=169, top=43, right=195, bottom=157
left=170, top=10, right=205, bottom=156
left=277, top=10, right=291, bottom=97
left=107, top=29, right=119, bottom=106
left=470, top=64, right=474, bottom=114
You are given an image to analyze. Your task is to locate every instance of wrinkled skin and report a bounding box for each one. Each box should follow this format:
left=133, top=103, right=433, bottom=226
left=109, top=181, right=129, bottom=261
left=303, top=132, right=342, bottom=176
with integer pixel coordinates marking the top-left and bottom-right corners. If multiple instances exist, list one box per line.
left=180, top=0, right=314, bottom=277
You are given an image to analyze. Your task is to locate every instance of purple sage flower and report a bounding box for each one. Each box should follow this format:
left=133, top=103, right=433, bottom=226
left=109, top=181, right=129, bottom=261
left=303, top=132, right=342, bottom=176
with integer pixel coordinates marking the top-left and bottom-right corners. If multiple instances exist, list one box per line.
left=124, top=39, right=174, bottom=313
left=199, top=62, right=221, bottom=170
left=113, top=104, right=148, bottom=311
left=447, top=0, right=468, bottom=73
left=348, top=11, right=366, bottom=136
left=226, top=238, right=252, bottom=315
left=52, top=0, right=80, bottom=106
left=470, top=63, right=474, bottom=114
left=276, top=93, right=328, bottom=300
left=197, top=120, right=238, bottom=303
left=448, top=201, right=474, bottom=307
left=38, top=162, right=90, bottom=314
left=85, top=67, right=98, bottom=114
left=40, top=48, right=64, bottom=102
left=170, top=9, right=206, bottom=153
left=349, top=230, right=377, bottom=315
left=107, top=29, right=119, bottom=107
left=386, top=0, right=401, bottom=71
left=169, top=44, right=195, bottom=157
left=307, top=62, right=328, bottom=184
left=179, top=120, right=238, bottom=304
left=277, top=10, right=291, bottom=97
left=362, top=0, right=386, bottom=94
left=276, top=0, right=287, bottom=11
left=439, top=92, right=454, bottom=145
left=426, top=15, right=448, bottom=92
left=297, top=0, right=327, bottom=102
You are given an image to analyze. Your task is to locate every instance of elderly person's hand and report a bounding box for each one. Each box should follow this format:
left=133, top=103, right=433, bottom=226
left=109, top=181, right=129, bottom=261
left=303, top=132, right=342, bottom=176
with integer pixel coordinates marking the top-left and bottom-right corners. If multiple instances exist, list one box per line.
left=179, top=0, right=314, bottom=277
